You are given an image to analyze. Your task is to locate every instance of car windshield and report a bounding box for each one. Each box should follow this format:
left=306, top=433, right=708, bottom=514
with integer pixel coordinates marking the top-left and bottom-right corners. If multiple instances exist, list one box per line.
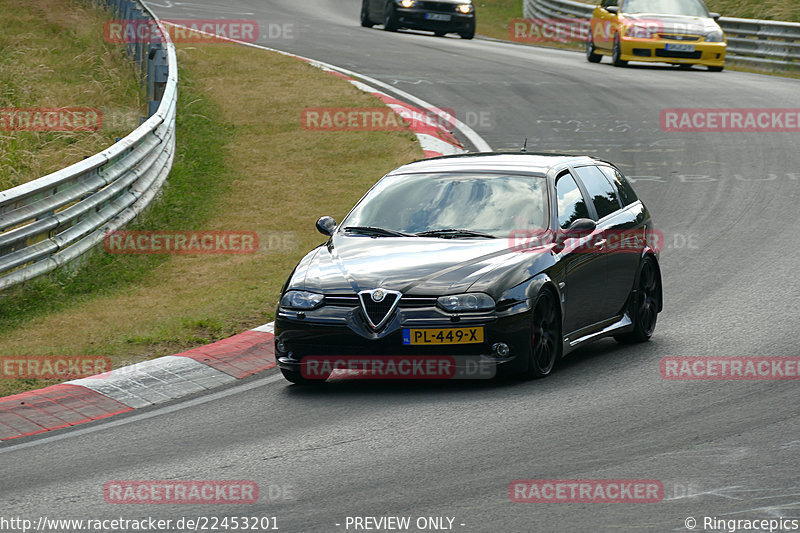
left=623, top=0, right=710, bottom=17
left=341, top=172, right=549, bottom=238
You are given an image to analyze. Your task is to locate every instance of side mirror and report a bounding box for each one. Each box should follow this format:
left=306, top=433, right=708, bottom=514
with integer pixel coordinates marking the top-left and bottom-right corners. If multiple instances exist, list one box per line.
left=606, top=6, right=619, bottom=14
left=709, top=12, right=721, bottom=21
left=563, top=218, right=597, bottom=238
left=316, top=216, right=337, bottom=236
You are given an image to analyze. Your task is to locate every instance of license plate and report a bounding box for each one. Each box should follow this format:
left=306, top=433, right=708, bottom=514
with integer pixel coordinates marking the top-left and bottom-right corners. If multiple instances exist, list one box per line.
left=403, top=327, right=484, bottom=345
left=425, top=13, right=452, bottom=21
left=665, top=43, right=695, bottom=52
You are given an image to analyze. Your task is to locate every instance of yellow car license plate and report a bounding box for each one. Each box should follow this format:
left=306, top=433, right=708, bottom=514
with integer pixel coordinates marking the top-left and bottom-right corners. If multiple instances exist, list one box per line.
left=402, top=327, right=484, bottom=345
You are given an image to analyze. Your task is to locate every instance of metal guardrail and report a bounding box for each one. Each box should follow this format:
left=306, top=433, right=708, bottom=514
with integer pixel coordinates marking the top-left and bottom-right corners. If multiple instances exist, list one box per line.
left=524, top=0, right=800, bottom=69
left=0, top=0, right=177, bottom=291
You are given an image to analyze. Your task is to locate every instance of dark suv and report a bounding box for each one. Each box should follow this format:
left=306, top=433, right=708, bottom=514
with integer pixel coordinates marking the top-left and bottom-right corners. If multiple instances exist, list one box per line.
left=361, top=0, right=476, bottom=39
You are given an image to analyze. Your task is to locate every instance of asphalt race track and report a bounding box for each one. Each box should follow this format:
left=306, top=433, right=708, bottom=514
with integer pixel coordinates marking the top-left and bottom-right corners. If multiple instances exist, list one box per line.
left=2, top=1, right=799, bottom=531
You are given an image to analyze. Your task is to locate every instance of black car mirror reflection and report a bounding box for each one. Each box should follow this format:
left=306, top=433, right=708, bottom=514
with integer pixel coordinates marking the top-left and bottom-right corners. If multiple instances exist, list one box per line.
left=558, top=218, right=597, bottom=243
left=316, top=216, right=337, bottom=236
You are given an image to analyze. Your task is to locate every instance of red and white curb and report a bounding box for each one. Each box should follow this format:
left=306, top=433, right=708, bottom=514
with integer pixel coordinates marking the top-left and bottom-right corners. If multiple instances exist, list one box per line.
left=319, top=70, right=465, bottom=157
left=0, top=323, right=276, bottom=441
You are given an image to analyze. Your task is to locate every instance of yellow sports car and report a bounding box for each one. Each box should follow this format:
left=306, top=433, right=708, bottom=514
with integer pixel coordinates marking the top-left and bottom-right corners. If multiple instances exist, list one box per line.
left=586, top=0, right=726, bottom=71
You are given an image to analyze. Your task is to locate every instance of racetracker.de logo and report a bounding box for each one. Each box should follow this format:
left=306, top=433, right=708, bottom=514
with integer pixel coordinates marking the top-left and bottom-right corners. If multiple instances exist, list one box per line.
left=661, top=357, right=800, bottom=380
left=508, top=229, right=665, bottom=254
left=509, top=18, right=588, bottom=44
left=104, top=19, right=259, bottom=43
left=509, top=479, right=664, bottom=503
left=302, top=355, right=495, bottom=380
left=104, top=481, right=258, bottom=504
left=661, top=109, right=800, bottom=132
left=301, top=107, right=456, bottom=132
left=1, top=356, right=111, bottom=380
left=0, top=107, right=102, bottom=132
left=103, top=231, right=258, bottom=255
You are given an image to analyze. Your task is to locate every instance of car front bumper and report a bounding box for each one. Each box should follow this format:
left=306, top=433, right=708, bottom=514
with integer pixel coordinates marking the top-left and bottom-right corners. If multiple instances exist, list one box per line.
left=274, top=302, right=532, bottom=378
left=618, top=38, right=726, bottom=66
left=395, top=7, right=475, bottom=33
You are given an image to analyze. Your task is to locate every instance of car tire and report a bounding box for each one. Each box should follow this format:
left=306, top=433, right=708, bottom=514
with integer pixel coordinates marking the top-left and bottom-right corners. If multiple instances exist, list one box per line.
left=281, top=367, right=330, bottom=385
left=586, top=32, right=602, bottom=63
left=615, top=256, right=661, bottom=343
left=383, top=2, right=399, bottom=31
left=361, top=0, right=375, bottom=28
left=612, top=35, right=628, bottom=67
left=521, top=289, right=561, bottom=379
left=459, top=22, right=475, bottom=39
left=708, top=65, right=724, bottom=72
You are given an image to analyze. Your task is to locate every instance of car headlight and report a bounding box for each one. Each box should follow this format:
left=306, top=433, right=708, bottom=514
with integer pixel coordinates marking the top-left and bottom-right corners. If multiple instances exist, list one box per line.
left=398, top=0, right=415, bottom=8
left=625, top=24, right=654, bottom=39
left=280, top=290, right=324, bottom=310
left=705, top=30, right=724, bottom=42
left=437, top=293, right=495, bottom=312
left=456, top=4, right=473, bottom=14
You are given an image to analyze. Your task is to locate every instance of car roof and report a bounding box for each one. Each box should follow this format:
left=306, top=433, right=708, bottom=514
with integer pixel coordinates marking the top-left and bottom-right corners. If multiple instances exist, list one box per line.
left=388, top=152, right=604, bottom=176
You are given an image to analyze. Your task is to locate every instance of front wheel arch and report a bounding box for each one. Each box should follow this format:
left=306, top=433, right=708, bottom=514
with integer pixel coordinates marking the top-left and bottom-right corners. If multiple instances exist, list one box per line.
left=521, top=285, right=563, bottom=379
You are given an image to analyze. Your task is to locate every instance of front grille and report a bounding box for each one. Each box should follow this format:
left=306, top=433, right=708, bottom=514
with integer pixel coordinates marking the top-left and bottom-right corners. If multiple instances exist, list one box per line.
left=658, top=34, right=701, bottom=41
left=325, top=294, right=436, bottom=309
left=325, top=295, right=359, bottom=307
left=359, top=293, right=400, bottom=327
left=633, top=48, right=652, bottom=57
left=416, top=1, right=459, bottom=12
left=398, top=297, right=438, bottom=308
left=655, top=49, right=702, bottom=59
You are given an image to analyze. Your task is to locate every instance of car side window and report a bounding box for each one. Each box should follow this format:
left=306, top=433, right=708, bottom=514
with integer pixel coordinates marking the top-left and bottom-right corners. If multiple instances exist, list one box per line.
left=556, top=173, right=590, bottom=230
left=598, top=165, right=638, bottom=206
left=601, top=0, right=618, bottom=8
left=573, top=166, right=621, bottom=220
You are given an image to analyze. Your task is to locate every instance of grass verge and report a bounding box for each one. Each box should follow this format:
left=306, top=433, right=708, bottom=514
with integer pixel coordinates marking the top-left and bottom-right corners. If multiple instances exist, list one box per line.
left=0, top=41, right=421, bottom=396
left=0, top=0, right=144, bottom=190
left=704, top=0, right=800, bottom=22
left=476, top=0, right=524, bottom=41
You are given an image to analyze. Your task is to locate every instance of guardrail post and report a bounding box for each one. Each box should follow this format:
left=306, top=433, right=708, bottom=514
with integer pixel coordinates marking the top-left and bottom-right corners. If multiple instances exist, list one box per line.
left=148, top=45, right=169, bottom=116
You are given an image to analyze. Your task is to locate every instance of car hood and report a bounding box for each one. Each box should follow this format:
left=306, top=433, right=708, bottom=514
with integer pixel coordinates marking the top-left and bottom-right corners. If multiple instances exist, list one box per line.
left=621, top=13, right=720, bottom=35
left=288, top=234, right=555, bottom=297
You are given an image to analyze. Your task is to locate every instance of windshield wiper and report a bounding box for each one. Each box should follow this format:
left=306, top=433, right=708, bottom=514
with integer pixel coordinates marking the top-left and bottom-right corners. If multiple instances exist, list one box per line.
left=343, top=226, right=411, bottom=237
left=414, top=228, right=497, bottom=239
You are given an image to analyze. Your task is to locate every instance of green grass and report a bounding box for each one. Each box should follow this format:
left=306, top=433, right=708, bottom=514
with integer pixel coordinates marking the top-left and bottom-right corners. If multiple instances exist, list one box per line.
left=476, top=0, right=524, bottom=41
left=704, top=0, right=800, bottom=21
left=0, top=0, right=144, bottom=189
